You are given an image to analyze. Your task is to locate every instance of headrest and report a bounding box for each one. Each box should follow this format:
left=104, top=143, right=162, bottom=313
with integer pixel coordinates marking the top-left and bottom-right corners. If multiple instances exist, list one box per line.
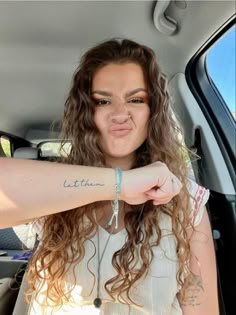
left=13, top=147, right=41, bottom=160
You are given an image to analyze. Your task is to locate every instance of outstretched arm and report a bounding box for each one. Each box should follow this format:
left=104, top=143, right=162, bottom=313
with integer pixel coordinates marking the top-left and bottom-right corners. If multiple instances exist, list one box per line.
left=178, top=209, right=219, bottom=315
left=0, top=158, right=181, bottom=228
left=0, top=158, right=115, bottom=228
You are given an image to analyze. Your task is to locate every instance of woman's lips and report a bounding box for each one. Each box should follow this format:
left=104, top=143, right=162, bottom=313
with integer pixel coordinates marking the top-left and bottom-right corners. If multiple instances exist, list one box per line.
left=109, top=125, right=132, bottom=136
left=109, top=129, right=132, bottom=136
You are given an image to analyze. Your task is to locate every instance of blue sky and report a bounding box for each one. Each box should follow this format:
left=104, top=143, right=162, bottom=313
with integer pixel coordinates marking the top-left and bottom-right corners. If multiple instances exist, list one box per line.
left=206, top=26, right=235, bottom=113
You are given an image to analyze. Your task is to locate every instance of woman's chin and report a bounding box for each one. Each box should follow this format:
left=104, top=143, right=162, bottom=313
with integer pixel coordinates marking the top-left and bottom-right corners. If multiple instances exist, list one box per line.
left=104, top=150, right=135, bottom=166
left=107, top=151, right=134, bottom=159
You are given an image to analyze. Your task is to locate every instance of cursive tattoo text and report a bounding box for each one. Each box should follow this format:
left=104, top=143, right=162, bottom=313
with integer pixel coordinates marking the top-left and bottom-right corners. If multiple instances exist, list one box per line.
left=63, top=179, right=105, bottom=188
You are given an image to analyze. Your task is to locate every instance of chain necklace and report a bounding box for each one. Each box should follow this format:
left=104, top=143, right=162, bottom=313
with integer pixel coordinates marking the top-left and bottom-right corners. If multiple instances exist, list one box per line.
left=93, top=201, right=145, bottom=311
left=93, top=201, right=124, bottom=309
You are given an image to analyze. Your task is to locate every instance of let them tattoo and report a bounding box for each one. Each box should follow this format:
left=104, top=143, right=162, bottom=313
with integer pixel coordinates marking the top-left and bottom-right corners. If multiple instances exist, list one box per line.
left=179, top=274, right=204, bottom=307
left=63, top=179, right=105, bottom=188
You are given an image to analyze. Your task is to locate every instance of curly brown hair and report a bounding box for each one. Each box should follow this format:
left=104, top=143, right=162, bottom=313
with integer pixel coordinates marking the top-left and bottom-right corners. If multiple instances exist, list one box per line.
left=27, top=38, right=193, bottom=308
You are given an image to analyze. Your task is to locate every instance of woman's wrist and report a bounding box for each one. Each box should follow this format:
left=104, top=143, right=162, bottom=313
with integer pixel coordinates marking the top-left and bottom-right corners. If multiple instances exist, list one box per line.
left=119, top=169, right=128, bottom=201
left=107, top=167, right=122, bottom=229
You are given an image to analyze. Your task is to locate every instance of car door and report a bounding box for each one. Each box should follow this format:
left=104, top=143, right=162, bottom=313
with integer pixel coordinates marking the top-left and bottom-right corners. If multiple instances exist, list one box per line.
left=170, top=18, right=235, bottom=315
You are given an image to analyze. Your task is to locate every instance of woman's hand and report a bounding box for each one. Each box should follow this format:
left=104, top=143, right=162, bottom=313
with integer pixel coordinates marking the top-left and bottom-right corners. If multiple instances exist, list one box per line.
left=121, top=161, right=182, bottom=205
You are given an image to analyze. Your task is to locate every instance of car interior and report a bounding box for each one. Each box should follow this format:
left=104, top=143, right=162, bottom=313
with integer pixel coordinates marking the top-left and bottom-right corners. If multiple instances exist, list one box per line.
left=0, top=1, right=235, bottom=314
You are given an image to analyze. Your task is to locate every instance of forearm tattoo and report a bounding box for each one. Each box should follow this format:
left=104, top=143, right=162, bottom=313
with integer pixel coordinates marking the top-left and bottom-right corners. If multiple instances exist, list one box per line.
left=64, top=179, right=105, bottom=188
left=179, top=274, right=204, bottom=307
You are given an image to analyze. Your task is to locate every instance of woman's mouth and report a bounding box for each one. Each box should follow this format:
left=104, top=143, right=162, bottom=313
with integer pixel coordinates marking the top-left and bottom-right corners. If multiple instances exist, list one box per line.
left=110, top=129, right=131, bottom=136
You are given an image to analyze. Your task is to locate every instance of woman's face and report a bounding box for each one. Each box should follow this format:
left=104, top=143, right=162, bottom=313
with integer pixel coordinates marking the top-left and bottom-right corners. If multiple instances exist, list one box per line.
left=92, top=62, right=150, bottom=168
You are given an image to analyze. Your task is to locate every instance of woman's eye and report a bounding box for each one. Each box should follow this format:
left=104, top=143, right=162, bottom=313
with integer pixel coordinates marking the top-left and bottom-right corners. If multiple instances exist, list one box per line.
left=128, top=98, right=144, bottom=104
left=94, top=99, right=111, bottom=106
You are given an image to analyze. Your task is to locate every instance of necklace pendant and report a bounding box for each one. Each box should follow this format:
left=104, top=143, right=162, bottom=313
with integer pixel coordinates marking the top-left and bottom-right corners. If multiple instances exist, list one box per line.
left=93, top=297, right=102, bottom=308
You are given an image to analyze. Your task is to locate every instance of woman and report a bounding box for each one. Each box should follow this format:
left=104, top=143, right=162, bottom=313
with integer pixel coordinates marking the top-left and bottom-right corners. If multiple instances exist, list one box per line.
left=0, top=39, right=218, bottom=314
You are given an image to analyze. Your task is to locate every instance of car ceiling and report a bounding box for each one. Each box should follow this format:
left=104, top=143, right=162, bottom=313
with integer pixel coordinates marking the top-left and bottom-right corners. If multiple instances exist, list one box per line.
left=0, top=1, right=234, bottom=141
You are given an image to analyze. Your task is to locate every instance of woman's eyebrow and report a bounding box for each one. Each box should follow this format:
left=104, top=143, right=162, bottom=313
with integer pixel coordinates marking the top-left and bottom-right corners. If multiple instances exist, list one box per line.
left=92, top=88, right=148, bottom=97
left=92, top=90, right=112, bottom=97
left=125, top=88, right=148, bottom=97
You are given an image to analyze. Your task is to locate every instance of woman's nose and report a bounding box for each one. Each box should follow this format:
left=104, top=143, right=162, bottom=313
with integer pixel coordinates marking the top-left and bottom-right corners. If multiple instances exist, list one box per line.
left=111, top=113, right=130, bottom=124
left=110, top=99, right=130, bottom=123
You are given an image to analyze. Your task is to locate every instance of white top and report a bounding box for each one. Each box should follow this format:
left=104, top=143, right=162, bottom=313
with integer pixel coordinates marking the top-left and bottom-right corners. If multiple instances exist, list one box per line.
left=26, top=178, right=209, bottom=315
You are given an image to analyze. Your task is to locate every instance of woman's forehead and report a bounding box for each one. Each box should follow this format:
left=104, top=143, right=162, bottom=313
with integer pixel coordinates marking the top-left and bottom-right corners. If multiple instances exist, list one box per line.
left=92, top=63, right=147, bottom=91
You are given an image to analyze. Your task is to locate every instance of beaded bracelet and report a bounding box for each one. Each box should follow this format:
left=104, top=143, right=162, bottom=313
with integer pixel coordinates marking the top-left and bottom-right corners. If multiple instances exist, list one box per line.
left=108, top=167, right=122, bottom=229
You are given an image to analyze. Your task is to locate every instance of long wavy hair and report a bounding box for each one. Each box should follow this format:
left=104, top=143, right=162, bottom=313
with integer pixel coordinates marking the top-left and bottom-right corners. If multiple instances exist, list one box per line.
left=27, top=38, right=194, bottom=308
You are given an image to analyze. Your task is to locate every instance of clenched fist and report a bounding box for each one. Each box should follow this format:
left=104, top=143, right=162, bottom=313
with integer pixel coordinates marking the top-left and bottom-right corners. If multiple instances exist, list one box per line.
left=121, top=161, right=182, bottom=205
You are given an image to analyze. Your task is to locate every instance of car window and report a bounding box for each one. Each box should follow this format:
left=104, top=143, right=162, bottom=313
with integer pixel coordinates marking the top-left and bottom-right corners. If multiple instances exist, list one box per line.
left=0, top=136, right=12, bottom=157
left=39, top=141, right=71, bottom=158
left=206, top=26, right=236, bottom=119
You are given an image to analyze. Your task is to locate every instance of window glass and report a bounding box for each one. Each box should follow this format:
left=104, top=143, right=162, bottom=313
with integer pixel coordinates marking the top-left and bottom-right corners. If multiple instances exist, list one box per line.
left=40, top=141, right=71, bottom=158
left=206, top=26, right=236, bottom=119
left=0, top=136, right=12, bottom=157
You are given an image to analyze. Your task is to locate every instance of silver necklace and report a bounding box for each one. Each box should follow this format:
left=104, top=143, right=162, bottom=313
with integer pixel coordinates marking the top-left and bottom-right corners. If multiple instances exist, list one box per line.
left=93, top=202, right=124, bottom=309
left=93, top=224, right=114, bottom=308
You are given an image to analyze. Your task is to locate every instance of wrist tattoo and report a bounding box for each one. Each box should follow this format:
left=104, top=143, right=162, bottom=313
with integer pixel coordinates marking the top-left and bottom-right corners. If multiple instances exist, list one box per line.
left=63, top=179, right=105, bottom=188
